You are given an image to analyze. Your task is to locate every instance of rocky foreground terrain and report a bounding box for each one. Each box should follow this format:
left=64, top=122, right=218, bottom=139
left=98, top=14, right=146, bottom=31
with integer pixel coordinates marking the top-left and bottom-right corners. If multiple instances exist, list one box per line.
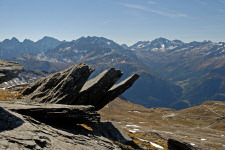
left=0, top=61, right=141, bottom=149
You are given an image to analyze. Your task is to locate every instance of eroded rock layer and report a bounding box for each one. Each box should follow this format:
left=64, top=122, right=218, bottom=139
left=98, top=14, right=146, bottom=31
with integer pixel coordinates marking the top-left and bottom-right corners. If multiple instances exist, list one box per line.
left=0, top=101, right=100, bottom=124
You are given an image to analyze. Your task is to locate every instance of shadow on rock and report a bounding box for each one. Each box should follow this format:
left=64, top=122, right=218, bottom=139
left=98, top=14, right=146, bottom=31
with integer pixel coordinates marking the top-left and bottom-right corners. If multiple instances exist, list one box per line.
left=0, top=107, right=24, bottom=133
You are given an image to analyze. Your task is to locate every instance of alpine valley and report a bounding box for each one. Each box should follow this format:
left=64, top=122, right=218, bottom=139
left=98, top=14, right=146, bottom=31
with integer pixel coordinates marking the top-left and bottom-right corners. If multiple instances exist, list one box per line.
left=1, top=36, right=225, bottom=110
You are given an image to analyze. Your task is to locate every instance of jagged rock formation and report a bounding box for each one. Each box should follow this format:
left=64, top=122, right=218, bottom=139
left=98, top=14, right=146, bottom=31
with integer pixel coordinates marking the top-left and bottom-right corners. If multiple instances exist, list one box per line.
left=0, top=101, right=123, bottom=149
left=0, top=60, right=24, bottom=84
left=22, top=63, right=139, bottom=110
left=22, top=63, right=94, bottom=104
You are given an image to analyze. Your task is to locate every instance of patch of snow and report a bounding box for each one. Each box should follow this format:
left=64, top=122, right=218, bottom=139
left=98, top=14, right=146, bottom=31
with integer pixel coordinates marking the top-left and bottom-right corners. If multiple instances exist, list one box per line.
left=190, top=143, right=195, bottom=146
left=150, top=142, right=164, bottom=149
left=161, top=44, right=165, bottom=49
left=137, top=44, right=145, bottom=48
left=133, top=111, right=141, bottom=113
left=126, top=124, right=140, bottom=128
left=0, top=87, right=6, bottom=90
left=151, top=48, right=159, bottom=51
left=164, top=131, right=173, bottom=134
left=63, top=58, right=72, bottom=63
left=167, top=46, right=177, bottom=50
left=64, top=46, right=71, bottom=50
left=137, top=138, right=164, bottom=149
left=129, top=130, right=136, bottom=133
left=133, top=129, right=139, bottom=131
left=222, top=135, right=224, bottom=137
left=107, top=42, right=111, bottom=45
left=74, top=49, right=79, bottom=53
left=201, top=138, right=207, bottom=141
left=137, top=44, right=142, bottom=47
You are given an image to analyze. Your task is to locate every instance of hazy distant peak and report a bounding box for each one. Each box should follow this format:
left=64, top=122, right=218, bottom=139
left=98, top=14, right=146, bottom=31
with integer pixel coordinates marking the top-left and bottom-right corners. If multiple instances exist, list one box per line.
left=172, top=39, right=184, bottom=44
left=1, top=37, right=20, bottom=46
left=38, top=36, right=60, bottom=42
left=2, top=37, right=20, bottom=43
left=23, top=39, right=34, bottom=43
left=152, top=37, right=169, bottom=42
left=11, top=37, right=19, bottom=41
left=76, top=36, right=112, bottom=43
left=121, top=44, right=129, bottom=49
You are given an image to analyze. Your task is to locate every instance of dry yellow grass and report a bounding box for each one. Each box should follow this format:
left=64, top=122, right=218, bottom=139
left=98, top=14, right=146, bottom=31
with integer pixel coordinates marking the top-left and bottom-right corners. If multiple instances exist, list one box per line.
left=0, top=89, right=23, bottom=101
left=76, top=124, right=93, bottom=131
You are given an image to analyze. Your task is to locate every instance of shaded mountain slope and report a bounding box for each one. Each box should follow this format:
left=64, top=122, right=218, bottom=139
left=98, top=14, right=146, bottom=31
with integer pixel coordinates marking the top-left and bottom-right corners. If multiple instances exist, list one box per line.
left=182, top=66, right=225, bottom=106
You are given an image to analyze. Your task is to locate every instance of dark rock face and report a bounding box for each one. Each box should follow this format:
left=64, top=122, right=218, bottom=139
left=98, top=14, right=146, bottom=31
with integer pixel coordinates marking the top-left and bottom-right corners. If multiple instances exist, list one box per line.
left=0, top=60, right=24, bottom=84
left=22, top=63, right=139, bottom=110
left=168, top=138, right=197, bottom=150
left=0, top=107, right=24, bottom=132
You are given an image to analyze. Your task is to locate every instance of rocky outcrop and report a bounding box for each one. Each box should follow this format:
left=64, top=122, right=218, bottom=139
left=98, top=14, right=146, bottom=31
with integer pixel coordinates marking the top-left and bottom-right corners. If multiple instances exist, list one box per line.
left=0, top=101, right=121, bottom=149
left=22, top=63, right=139, bottom=110
left=168, top=138, right=198, bottom=150
left=22, top=63, right=94, bottom=104
left=0, top=60, right=24, bottom=84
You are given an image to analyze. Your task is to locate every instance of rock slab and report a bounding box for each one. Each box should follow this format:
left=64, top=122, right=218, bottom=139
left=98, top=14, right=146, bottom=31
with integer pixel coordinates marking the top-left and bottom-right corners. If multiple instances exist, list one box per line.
left=0, top=101, right=100, bottom=124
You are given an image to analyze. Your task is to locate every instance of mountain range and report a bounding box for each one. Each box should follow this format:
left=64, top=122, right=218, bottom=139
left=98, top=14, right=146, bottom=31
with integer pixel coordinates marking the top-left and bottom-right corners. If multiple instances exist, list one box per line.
left=0, top=36, right=64, bottom=59
left=1, top=36, right=224, bottom=109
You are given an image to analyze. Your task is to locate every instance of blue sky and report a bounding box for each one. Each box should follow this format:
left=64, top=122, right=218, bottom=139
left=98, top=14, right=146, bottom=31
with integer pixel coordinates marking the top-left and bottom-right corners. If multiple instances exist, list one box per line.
left=1, top=0, right=225, bottom=45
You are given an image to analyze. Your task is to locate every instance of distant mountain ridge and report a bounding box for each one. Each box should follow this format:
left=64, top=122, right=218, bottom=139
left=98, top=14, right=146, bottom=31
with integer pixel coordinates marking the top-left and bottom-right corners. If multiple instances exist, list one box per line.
left=0, top=36, right=65, bottom=59
left=130, top=37, right=184, bottom=52
left=1, top=36, right=224, bottom=109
